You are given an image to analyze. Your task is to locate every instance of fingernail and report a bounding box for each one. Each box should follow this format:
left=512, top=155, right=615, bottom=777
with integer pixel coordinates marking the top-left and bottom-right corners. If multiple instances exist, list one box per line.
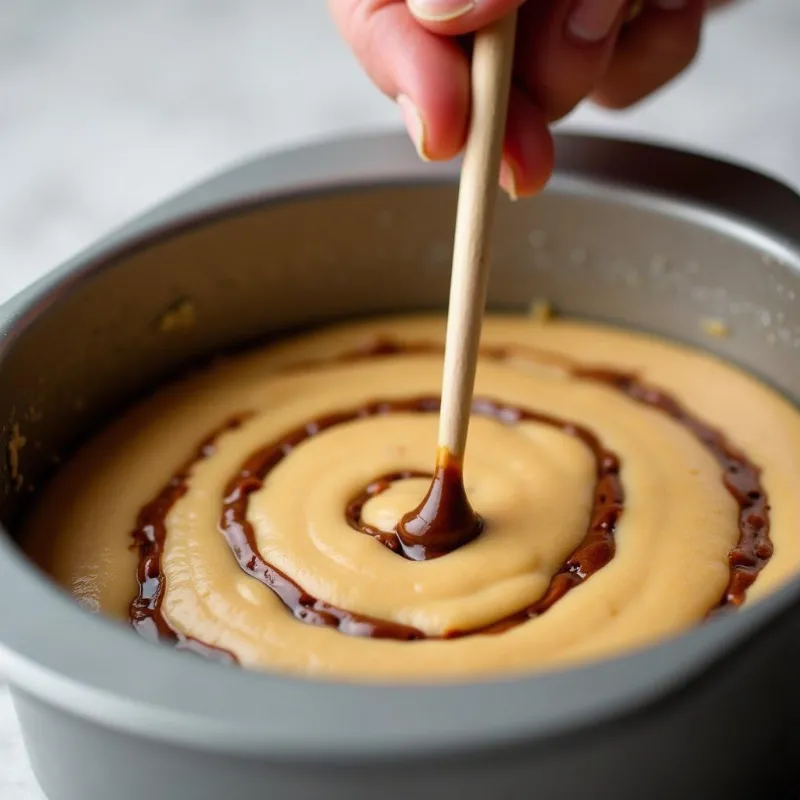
left=397, top=95, right=430, bottom=161
left=499, top=159, right=519, bottom=201
left=407, top=0, right=475, bottom=22
left=652, top=0, right=688, bottom=8
left=568, top=0, right=627, bottom=42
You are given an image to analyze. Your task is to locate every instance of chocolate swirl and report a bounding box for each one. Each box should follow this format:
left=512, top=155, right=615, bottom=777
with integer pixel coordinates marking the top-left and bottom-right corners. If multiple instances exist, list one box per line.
left=572, top=368, right=771, bottom=608
left=25, top=314, right=791, bottom=681
left=129, top=340, right=769, bottom=661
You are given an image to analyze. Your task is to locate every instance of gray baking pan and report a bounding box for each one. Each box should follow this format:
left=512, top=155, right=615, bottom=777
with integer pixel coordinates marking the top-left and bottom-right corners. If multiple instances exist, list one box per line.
left=1, top=133, right=800, bottom=799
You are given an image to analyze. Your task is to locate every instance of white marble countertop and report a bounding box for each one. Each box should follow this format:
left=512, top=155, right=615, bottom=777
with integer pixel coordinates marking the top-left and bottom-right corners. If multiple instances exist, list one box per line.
left=1, top=1, right=799, bottom=797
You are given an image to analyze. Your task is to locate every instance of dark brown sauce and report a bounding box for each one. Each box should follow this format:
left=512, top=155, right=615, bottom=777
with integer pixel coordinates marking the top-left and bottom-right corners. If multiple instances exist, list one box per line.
left=131, top=394, right=623, bottom=646
left=573, top=368, right=771, bottom=608
left=219, top=426, right=424, bottom=641
left=222, top=396, right=623, bottom=640
left=465, top=397, right=624, bottom=634
left=129, top=417, right=248, bottom=664
left=349, top=338, right=771, bottom=607
left=396, top=449, right=484, bottom=561
left=129, top=338, right=772, bottom=659
left=344, top=469, right=428, bottom=554
left=342, top=456, right=485, bottom=562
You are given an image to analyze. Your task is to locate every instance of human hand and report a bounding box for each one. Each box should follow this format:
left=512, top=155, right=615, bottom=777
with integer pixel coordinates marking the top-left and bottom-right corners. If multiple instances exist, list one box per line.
left=329, top=0, right=721, bottom=198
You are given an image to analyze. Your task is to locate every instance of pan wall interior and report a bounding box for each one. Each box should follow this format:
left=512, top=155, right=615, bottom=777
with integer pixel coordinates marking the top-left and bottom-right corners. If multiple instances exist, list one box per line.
left=0, top=182, right=798, bottom=534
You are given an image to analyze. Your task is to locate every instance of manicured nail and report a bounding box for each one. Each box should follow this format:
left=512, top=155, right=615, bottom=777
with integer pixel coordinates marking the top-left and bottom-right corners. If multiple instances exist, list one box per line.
left=568, top=0, right=628, bottom=42
left=499, top=159, right=519, bottom=201
left=652, top=0, right=688, bottom=8
left=397, top=95, right=430, bottom=161
left=407, top=0, right=475, bottom=22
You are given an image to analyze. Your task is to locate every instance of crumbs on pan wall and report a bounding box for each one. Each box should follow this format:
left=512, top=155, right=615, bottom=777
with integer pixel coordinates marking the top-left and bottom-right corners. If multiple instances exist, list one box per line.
left=25, top=406, right=42, bottom=423
left=7, top=423, right=26, bottom=491
left=528, top=298, right=555, bottom=322
left=701, top=318, right=731, bottom=339
left=157, top=297, right=197, bottom=333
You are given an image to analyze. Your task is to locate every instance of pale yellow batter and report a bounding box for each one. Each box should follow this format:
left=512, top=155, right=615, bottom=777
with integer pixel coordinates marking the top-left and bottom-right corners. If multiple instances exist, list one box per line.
left=22, top=315, right=800, bottom=681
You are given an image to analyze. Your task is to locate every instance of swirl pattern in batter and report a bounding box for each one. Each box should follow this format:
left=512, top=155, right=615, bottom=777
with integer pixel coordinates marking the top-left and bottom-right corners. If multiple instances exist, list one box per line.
left=22, top=315, right=800, bottom=681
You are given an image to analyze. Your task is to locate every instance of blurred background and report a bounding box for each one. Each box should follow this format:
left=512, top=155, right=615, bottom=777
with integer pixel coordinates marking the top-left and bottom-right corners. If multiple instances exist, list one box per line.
left=1, top=1, right=798, bottom=797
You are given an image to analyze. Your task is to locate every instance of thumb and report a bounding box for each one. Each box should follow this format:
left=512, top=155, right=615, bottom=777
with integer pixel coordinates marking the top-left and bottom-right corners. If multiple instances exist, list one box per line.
left=406, top=0, right=526, bottom=34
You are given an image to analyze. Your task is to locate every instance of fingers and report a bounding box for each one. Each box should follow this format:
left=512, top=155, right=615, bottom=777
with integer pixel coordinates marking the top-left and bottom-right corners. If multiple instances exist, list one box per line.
left=405, top=0, right=527, bottom=33
left=328, top=0, right=470, bottom=160
left=500, top=85, right=555, bottom=198
left=591, top=0, right=705, bottom=109
left=512, top=0, right=629, bottom=122
left=329, top=0, right=553, bottom=198
left=335, top=0, right=698, bottom=199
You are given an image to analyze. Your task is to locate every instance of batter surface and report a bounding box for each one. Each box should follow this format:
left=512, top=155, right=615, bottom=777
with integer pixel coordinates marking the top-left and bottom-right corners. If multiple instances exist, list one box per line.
left=22, top=314, right=800, bottom=681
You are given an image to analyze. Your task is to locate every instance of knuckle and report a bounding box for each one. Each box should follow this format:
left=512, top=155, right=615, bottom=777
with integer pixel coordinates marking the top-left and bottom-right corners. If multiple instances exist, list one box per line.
left=336, top=0, right=392, bottom=49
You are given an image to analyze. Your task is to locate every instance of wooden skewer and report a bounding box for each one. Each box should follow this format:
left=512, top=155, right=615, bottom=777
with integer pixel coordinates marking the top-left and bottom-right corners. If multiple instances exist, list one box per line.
left=437, top=12, right=518, bottom=463
left=396, top=13, right=518, bottom=560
